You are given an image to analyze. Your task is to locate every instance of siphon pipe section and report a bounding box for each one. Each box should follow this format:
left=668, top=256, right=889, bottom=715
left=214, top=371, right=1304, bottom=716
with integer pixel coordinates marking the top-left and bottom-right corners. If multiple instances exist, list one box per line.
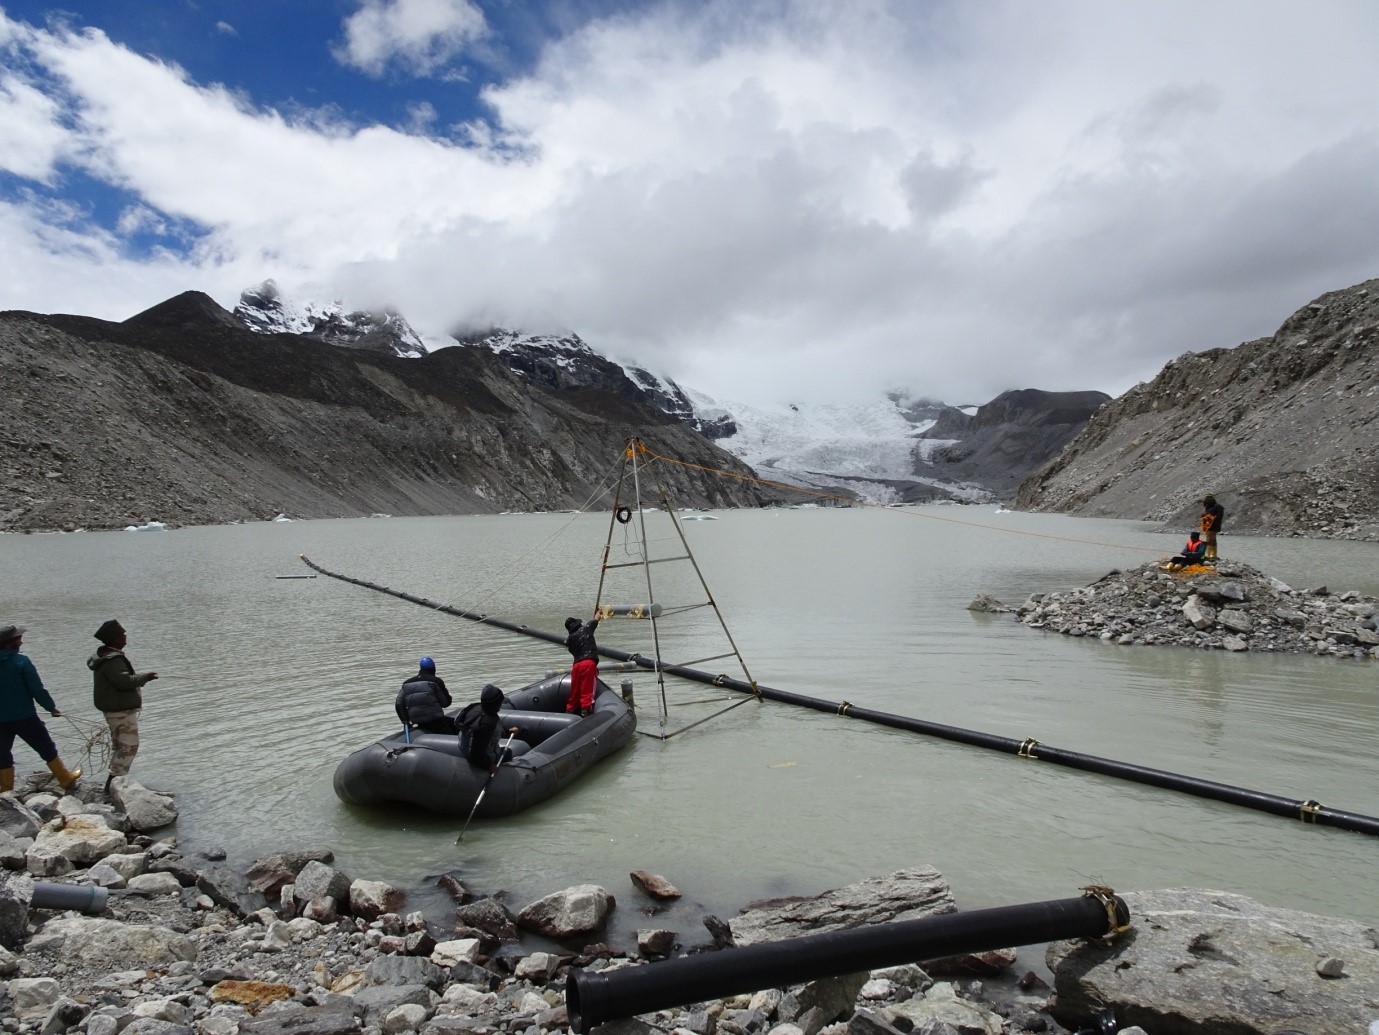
left=299, top=555, right=1379, bottom=839
left=566, top=892, right=1128, bottom=1034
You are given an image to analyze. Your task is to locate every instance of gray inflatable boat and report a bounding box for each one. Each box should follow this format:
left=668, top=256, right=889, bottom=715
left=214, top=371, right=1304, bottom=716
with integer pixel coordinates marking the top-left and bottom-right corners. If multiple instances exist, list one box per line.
left=333, top=674, right=637, bottom=817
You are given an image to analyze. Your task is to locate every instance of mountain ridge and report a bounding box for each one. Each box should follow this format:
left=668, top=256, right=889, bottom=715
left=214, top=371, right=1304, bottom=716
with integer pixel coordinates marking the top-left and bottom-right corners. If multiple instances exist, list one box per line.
left=1015, top=276, right=1379, bottom=539
left=0, top=294, right=783, bottom=532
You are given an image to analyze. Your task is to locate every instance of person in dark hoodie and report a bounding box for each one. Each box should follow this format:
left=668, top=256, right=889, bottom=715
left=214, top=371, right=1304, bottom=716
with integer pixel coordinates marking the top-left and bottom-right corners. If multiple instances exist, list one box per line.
left=456, top=683, right=519, bottom=775
left=0, top=624, right=82, bottom=793
left=395, top=656, right=455, bottom=734
left=563, top=615, right=600, bottom=716
left=88, top=619, right=158, bottom=793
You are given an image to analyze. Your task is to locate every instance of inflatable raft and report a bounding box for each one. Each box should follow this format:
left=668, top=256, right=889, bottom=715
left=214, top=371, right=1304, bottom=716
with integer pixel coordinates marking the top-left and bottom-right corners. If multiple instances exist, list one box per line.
left=333, top=674, right=637, bottom=817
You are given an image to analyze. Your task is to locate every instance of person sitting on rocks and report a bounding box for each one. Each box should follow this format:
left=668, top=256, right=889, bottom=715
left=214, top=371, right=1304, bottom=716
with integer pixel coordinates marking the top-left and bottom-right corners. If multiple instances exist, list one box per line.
left=395, top=656, right=456, bottom=735
left=1166, top=532, right=1208, bottom=570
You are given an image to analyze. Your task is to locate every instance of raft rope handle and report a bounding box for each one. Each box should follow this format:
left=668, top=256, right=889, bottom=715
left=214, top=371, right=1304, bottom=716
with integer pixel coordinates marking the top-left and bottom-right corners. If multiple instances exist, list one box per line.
left=1080, top=885, right=1131, bottom=939
left=1299, top=799, right=1324, bottom=823
left=1017, top=737, right=1040, bottom=759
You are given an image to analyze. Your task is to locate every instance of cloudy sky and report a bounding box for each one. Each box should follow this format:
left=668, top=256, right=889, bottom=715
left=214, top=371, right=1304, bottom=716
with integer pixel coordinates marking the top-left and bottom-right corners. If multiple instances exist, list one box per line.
left=4, top=1, right=1379, bottom=406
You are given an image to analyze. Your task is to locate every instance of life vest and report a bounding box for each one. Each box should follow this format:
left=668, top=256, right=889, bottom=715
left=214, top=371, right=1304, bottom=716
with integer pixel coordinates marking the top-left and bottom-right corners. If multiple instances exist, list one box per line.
left=1183, top=538, right=1205, bottom=557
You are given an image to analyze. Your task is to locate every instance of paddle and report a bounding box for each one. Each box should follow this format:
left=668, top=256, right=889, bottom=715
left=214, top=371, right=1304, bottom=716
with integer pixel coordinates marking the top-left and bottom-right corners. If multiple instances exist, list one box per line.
left=455, top=729, right=518, bottom=844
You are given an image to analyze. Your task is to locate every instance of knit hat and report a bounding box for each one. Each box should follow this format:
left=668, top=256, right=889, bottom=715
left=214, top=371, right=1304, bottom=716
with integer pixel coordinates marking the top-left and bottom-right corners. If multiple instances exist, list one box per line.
left=480, top=683, right=503, bottom=712
left=565, top=617, right=581, bottom=632
left=0, top=624, right=25, bottom=646
left=94, top=619, right=126, bottom=643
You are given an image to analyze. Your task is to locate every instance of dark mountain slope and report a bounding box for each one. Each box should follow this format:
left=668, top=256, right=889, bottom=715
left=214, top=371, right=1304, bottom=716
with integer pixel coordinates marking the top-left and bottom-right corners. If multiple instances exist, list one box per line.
left=922, top=389, right=1110, bottom=497
left=1014, top=278, right=1379, bottom=538
left=0, top=296, right=784, bottom=532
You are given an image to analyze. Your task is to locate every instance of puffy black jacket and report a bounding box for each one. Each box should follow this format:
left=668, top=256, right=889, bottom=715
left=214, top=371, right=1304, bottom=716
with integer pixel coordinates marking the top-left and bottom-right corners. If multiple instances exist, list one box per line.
left=565, top=618, right=600, bottom=663
left=395, top=673, right=451, bottom=727
left=456, top=701, right=502, bottom=767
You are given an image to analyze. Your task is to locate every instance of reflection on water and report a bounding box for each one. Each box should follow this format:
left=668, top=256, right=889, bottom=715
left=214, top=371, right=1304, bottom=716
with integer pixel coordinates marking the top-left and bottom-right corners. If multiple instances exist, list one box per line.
left=4, top=507, right=1378, bottom=944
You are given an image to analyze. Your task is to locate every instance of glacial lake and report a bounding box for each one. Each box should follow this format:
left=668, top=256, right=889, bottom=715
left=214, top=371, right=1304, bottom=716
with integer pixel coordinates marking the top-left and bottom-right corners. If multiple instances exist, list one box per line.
left=5, top=506, right=1378, bottom=953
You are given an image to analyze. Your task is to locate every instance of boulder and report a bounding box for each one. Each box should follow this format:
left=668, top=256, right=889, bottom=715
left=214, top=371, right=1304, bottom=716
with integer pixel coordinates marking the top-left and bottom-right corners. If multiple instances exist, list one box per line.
left=630, top=871, right=682, bottom=900
left=516, top=884, right=614, bottom=938
left=1182, top=596, right=1218, bottom=630
left=25, top=916, right=196, bottom=967
left=28, top=814, right=127, bottom=869
left=244, top=848, right=335, bottom=897
left=0, top=795, right=43, bottom=839
left=294, top=860, right=352, bottom=907
left=0, top=871, right=34, bottom=949
left=109, top=779, right=178, bottom=833
left=1046, top=888, right=1379, bottom=1034
left=350, top=878, right=405, bottom=920
left=454, top=897, right=520, bottom=942
left=730, top=868, right=956, bottom=946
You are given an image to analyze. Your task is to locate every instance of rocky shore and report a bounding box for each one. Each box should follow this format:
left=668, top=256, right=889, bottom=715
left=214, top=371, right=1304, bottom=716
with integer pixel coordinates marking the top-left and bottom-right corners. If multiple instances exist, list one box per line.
left=973, top=559, right=1379, bottom=660
left=3, top=774, right=1378, bottom=1035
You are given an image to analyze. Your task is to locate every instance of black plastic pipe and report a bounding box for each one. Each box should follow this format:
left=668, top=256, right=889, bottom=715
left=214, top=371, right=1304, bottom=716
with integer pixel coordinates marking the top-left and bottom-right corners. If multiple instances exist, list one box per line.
left=565, top=892, right=1128, bottom=1033
left=31, top=882, right=108, bottom=913
left=299, top=555, right=1379, bottom=839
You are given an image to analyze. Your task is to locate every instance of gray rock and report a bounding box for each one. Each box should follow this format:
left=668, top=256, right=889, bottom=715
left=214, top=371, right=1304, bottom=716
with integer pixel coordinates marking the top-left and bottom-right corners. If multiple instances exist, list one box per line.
left=197, top=863, right=268, bottom=917
left=454, top=897, right=520, bottom=942
left=730, top=868, right=955, bottom=946
left=238, top=1003, right=363, bottom=1035
left=25, top=916, right=196, bottom=968
left=516, top=884, right=614, bottom=938
left=1046, top=888, right=1379, bottom=1034
left=244, top=848, right=334, bottom=897
left=0, top=871, right=34, bottom=949
left=295, top=860, right=353, bottom=907
left=630, top=870, right=682, bottom=900
left=365, top=955, right=446, bottom=991
left=351, top=986, right=437, bottom=1026
left=0, top=795, right=43, bottom=839
left=109, top=779, right=178, bottom=833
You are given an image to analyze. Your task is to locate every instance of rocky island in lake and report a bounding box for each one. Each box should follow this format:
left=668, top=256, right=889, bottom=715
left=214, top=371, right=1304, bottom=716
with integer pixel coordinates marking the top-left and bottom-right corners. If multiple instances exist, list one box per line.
left=974, top=560, right=1379, bottom=661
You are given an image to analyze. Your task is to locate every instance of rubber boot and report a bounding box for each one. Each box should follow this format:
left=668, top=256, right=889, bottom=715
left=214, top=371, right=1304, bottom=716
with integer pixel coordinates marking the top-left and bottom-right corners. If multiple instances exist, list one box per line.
left=0, top=768, right=13, bottom=793
left=47, top=758, right=82, bottom=791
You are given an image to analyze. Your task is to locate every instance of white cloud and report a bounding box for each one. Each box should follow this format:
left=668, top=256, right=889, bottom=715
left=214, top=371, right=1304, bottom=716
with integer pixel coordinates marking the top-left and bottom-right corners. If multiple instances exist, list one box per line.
left=4, top=1, right=1379, bottom=405
left=0, top=72, right=72, bottom=181
left=215, top=21, right=237, bottom=37
left=335, top=0, right=487, bottom=77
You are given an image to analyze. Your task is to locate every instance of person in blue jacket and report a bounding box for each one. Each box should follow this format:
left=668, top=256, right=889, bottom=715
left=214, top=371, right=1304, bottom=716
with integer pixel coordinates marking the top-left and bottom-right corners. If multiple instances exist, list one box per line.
left=0, top=624, right=82, bottom=793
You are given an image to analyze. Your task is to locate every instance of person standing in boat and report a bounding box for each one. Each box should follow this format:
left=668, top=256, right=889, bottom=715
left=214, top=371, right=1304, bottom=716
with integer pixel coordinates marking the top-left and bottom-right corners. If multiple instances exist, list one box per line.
left=458, top=683, right=518, bottom=774
left=564, top=615, right=600, bottom=716
left=395, top=656, right=456, bottom=734
left=89, top=619, right=157, bottom=794
left=0, top=624, right=83, bottom=794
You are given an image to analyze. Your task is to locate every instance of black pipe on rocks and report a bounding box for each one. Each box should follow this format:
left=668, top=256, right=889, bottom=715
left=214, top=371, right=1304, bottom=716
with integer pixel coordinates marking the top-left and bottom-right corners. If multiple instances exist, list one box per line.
left=299, top=555, right=1379, bottom=839
left=565, top=892, right=1129, bottom=1034
left=31, top=882, right=108, bottom=913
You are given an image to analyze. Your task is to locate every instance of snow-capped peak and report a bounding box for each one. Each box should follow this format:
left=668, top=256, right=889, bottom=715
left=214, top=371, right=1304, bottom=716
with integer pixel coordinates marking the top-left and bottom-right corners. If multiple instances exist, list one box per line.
left=234, top=280, right=427, bottom=359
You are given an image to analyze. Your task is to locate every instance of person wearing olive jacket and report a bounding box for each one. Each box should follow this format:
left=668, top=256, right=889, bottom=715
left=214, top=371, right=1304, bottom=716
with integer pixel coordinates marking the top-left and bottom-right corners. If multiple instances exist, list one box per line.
left=0, top=623, right=83, bottom=793
left=88, top=619, right=157, bottom=793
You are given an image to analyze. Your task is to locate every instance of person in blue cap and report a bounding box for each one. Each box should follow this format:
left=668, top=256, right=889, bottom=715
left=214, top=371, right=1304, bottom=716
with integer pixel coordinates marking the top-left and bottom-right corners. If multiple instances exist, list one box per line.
left=394, top=656, right=456, bottom=734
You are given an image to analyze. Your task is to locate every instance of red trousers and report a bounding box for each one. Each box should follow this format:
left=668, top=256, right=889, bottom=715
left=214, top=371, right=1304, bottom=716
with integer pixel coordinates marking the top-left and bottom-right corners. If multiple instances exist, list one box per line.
left=567, top=659, right=598, bottom=713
